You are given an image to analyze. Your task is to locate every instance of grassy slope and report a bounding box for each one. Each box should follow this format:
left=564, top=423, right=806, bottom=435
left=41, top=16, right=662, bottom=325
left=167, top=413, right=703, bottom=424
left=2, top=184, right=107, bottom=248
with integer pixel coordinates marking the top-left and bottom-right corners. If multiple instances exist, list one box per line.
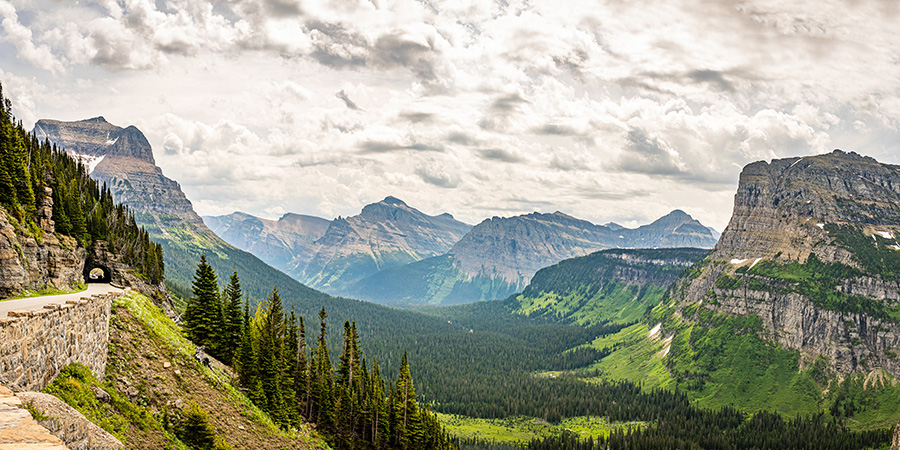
left=46, top=290, right=325, bottom=449
left=512, top=248, right=708, bottom=326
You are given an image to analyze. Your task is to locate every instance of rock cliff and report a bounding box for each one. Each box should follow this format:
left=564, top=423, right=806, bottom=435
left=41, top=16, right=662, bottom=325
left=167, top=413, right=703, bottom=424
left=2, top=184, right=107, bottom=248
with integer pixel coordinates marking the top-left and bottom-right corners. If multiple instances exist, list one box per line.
left=670, top=150, right=900, bottom=376
left=0, top=203, right=84, bottom=298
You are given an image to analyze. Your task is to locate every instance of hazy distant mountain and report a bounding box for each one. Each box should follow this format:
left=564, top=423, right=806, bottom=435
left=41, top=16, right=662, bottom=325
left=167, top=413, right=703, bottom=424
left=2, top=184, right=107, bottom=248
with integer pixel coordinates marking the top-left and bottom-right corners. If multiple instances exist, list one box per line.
left=204, top=212, right=330, bottom=271
left=287, top=196, right=472, bottom=293
left=347, top=209, right=719, bottom=306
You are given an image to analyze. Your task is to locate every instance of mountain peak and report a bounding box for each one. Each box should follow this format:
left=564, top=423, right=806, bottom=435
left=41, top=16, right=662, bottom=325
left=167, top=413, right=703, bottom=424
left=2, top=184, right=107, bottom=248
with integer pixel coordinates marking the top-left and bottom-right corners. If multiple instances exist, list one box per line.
left=381, top=196, right=407, bottom=206
left=87, top=116, right=107, bottom=123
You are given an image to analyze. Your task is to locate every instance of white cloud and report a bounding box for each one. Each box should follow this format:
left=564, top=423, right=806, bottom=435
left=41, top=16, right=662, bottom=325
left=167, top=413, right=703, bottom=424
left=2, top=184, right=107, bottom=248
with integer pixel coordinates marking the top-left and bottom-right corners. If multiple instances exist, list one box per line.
left=1, top=0, right=900, bottom=231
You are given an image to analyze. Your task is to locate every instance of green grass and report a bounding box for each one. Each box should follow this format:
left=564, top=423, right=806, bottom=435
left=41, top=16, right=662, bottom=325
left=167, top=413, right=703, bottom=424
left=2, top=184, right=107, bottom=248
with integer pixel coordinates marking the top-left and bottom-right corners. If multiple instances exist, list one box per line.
left=516, top=282, right=666, bottom=326
left=586, top=323, right=674, bottom=391
left=43, top=363, right=186, bottom=447
left=435, top=413, right=638, bottom=445
left=3, top=282, right=86, bottom=301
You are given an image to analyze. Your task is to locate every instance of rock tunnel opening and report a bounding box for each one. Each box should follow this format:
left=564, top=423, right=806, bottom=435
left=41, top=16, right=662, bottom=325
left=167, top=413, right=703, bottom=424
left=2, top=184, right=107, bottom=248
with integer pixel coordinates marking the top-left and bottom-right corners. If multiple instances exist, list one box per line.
left=84, top=264, right=111, bottom=283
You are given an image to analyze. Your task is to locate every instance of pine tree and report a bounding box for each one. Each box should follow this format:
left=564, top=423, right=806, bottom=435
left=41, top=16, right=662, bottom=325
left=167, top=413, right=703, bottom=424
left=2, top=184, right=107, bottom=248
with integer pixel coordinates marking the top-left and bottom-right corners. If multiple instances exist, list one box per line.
left=220, top=269, right=243, bottom=365
left=310, top=307, right=335, bottom=432
left=258, top=286, right=287, bottom=426
left=185, top=255, right=222, bottom=353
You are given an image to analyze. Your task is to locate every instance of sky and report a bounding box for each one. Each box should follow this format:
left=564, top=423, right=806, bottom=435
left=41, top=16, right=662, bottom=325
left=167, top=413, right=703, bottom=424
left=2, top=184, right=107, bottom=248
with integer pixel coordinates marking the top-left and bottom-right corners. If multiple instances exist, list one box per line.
left=2, top=0, right=900, bottom=231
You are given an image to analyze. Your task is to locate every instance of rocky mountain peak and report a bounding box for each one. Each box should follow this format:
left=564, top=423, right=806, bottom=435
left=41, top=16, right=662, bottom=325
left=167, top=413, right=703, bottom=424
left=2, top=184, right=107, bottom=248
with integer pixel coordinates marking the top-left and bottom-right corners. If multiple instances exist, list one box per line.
left=33, top=118, right=155, bottom=164
left=381, top=196, right=407, bottom=206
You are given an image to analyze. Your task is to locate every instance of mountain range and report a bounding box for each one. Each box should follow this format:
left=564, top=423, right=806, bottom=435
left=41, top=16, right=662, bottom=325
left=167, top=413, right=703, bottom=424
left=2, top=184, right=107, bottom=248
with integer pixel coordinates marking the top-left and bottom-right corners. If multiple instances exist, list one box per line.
left=208, top=204, right=719, bottom=306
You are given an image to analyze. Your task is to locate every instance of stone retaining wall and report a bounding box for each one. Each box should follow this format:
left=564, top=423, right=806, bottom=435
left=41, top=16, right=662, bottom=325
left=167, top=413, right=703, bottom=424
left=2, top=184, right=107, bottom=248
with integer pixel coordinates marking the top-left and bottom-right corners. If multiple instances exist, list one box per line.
left=0, top=292, right=119, bottom=392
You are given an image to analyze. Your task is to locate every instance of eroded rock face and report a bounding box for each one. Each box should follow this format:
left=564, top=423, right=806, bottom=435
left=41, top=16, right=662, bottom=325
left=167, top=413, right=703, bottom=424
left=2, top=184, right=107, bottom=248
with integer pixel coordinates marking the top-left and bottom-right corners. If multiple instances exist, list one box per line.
left=675, top=150, right=900, bottom=376
left=34, top=117, right=154, bottom=164
left=204, top=212, right=331, bottom=272
left=0, top=207, right=84, bottom=298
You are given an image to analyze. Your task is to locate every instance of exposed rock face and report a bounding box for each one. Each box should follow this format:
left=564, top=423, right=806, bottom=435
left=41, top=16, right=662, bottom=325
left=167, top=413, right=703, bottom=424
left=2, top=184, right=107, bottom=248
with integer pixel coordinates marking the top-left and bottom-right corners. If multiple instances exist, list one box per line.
left=673, top=150, right=900, bottom=376
left=34, top=117, right=154, bottom=163
left=450, top=212, right=619, bottom=289
left=0, top=205, right=84, bottom=298
left=204, top=212, right=330, bottom=271
left=0, top=385, right=68, bottom=449
left=16, top=391, right=123, bottom=450
left=289, top=196, right=472, bottom=292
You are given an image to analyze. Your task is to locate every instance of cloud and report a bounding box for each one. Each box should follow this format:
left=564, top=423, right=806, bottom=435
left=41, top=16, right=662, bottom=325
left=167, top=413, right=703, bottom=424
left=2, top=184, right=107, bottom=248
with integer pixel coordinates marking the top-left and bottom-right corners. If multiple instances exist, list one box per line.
left=477, top=148, right=526, bottom=163
left=358, top=140, right=444, bottom=154
left=5, top=0, right=900, bottom=232
left=335, top=89, right=361, bottom=110
left=0, top=1, right=65, bottom=74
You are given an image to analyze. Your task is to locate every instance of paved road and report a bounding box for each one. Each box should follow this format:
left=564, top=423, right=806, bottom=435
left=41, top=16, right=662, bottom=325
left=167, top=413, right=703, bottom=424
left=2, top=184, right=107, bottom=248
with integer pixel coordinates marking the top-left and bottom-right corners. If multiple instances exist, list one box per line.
left=0, top=283, right=123, bottom=318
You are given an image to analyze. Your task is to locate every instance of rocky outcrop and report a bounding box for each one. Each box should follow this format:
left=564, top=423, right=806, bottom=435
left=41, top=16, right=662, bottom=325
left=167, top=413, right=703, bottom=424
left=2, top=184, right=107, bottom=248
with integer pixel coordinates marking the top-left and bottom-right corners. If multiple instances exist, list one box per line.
left=673, top=150, right=900, bottom=376
left=0, top=205, right=84, bottom=299
left=204, top=212, right=330, bottom=271
left=892, top=419, right=900, bottom=450
left=17, top=391, right=123, bottom=450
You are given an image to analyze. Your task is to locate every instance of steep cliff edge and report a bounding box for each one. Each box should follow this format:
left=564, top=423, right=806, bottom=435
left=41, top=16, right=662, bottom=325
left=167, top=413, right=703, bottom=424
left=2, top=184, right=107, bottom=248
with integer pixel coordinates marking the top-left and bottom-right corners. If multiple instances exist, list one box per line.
left=665, top=150, right=900, bottom=376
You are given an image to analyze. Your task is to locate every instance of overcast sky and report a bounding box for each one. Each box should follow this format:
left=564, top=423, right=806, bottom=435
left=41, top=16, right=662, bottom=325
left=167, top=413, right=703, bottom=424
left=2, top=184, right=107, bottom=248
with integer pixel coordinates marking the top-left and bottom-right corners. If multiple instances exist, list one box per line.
left=2, top=0, right=900, bottom=230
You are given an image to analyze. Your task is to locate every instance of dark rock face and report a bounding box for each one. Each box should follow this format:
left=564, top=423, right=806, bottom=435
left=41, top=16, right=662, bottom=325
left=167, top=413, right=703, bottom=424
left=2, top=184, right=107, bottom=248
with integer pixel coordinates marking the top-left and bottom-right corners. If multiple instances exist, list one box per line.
left=34, top=117, right=155, bottom=164
left=675, top=150, right=900, bottom=376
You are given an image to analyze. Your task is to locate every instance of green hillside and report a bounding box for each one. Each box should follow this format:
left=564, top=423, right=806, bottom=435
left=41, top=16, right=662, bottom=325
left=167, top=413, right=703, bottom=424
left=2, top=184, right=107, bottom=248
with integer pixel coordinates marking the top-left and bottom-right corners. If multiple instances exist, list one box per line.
left=513, top=248, right=709, bottom=326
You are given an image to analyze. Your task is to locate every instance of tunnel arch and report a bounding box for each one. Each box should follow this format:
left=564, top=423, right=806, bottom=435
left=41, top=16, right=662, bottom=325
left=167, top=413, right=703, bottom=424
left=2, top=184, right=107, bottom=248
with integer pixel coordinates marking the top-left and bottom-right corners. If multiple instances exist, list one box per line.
left=84, top=263, right=112, bottom=283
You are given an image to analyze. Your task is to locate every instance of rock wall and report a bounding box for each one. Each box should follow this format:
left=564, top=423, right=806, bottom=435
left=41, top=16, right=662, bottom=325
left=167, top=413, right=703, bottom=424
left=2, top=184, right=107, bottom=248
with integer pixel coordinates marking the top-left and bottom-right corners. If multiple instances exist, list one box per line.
left=0, top=205, right=85, bottom=299
left=0, top=292, right=118, bottom=392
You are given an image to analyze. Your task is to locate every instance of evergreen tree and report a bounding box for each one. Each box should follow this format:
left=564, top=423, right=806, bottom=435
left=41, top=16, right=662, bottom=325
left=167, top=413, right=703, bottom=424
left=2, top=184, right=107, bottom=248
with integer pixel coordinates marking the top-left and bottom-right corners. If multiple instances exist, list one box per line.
left=258, top=286, right=287, bottom=426
left=220, top=269, right=243, bottom=365
left=185, top=255, right=222, bottom=354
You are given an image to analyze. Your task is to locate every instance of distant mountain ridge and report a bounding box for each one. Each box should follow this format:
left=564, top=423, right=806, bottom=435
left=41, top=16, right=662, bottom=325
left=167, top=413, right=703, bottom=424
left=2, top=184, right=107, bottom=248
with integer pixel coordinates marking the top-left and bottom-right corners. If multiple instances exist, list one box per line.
left=208, top=201, right=719, bottom=306
left=204, top=212, right=330, bottom=270
left=347, top=208, right=719, bottom=306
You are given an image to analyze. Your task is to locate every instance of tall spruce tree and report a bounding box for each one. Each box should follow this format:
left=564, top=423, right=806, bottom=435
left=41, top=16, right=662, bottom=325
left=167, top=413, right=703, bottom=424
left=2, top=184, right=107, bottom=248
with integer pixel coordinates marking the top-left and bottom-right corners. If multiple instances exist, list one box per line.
left=185, top=255, right=222, bottom=354
left=258, top=286, right=287, bottom=426
left=220, top=269, right=243, bottom=365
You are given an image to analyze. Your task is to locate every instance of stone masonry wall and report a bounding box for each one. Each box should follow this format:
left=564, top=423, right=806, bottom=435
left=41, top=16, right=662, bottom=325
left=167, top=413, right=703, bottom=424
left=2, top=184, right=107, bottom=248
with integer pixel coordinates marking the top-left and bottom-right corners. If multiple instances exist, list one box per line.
left=0, top=292, right=119, bottom=392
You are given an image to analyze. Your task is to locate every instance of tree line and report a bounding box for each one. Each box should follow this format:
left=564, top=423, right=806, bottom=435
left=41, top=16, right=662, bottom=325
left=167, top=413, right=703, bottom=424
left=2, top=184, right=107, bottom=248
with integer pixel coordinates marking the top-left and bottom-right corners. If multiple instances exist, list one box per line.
left=0, top=83, right=163, bottom=283
left=183, top=255, right=455, bottom=450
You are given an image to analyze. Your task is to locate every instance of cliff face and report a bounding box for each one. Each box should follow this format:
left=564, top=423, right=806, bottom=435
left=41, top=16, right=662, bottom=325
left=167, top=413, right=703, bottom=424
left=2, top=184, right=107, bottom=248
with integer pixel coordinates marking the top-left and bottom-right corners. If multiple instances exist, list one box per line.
left=0, top=191, right=84, bottom=298
left=34, top=117, right=154, bottom=163
left=672, top=150, right=900, bottom=375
